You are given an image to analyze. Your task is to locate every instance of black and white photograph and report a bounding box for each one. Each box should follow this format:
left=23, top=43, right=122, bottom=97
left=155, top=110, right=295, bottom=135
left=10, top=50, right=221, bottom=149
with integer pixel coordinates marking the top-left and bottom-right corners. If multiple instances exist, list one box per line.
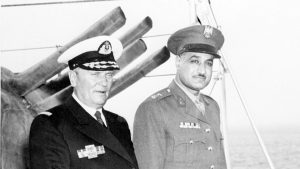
left=1, top=0, right=300, bottom=169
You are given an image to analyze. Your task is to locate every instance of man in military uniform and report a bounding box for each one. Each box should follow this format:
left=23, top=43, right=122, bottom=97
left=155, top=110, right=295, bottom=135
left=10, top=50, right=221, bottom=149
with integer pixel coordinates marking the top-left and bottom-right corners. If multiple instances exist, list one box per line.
left=133, top=25, right=227, bottom=169
left=29, top=36, right=138, bottom=169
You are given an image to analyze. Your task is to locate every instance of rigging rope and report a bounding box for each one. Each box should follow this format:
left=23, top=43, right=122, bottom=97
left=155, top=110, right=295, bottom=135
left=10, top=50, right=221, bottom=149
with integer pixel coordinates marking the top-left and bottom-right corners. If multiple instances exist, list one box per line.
left=1, top=45, right=62, bottom=52
left=207, top=1, right=276, bottom=169
left=1, top=34, right=171, bottom=53
left=1, top=0, right=120, bottom=7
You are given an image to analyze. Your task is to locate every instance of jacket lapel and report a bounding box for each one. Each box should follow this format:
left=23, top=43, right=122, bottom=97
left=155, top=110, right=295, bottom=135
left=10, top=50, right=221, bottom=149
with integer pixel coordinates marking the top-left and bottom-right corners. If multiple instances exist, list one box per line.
left=102, top=108, right=136, bottom=166
left=65, top=97, right=135, bottom=166
left=201, top=95, right=219, bottom=130
left=186, top=96, right=209, bottom=124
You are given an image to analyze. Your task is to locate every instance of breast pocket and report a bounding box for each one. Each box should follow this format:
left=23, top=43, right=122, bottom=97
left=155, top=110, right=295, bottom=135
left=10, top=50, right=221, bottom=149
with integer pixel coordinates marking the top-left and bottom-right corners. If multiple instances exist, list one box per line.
left=173, top=135, right=206, bottom=163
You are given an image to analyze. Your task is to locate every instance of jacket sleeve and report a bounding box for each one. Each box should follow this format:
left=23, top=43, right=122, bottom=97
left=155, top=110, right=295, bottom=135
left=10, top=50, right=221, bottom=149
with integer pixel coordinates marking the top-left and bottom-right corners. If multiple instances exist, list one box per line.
left=118, top=116, right=139, bottom=168
left=29, top=115, right=70, bottom=169
left=218, top=114, right=227, bottom=168
left=133, top=101, right=166, bottom=169
left=219, top=136, right=227, bottom=168
left=213, top=99, right=227, bottom=168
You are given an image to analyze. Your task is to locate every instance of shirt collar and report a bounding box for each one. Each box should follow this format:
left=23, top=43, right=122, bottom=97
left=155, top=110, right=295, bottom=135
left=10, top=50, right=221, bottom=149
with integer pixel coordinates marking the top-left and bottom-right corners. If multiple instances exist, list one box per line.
left=72, top=93, right=102, bottom=120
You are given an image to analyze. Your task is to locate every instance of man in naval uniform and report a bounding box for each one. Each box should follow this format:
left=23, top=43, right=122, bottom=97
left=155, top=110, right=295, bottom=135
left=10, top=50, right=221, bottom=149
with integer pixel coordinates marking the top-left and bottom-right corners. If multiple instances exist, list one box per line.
left=133, top=25, right=227, bottom=169
left=29, top=36, right=138, bottom=169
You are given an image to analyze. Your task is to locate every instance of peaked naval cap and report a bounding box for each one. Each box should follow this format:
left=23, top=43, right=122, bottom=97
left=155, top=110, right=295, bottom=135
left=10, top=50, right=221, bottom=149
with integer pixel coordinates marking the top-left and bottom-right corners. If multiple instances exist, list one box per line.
left=167, top=25, right=224, bottom=58
left=57, top=36, right=123, bottom=71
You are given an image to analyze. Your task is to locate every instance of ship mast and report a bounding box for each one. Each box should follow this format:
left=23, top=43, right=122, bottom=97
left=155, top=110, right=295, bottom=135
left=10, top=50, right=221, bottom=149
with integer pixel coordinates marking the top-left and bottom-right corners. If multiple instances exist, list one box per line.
left=187, top=0, right=276, bottom=169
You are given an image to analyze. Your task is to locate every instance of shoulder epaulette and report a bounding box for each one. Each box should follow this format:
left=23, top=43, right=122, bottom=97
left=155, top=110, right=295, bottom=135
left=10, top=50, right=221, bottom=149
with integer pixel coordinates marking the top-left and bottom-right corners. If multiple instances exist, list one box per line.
left=38, top=111, right=52, bottom=116
left=149, top=87, right=172, bottom=101
left=37, top=105, right=65, bottom=117
left=201, top=94, right=216, bottom=105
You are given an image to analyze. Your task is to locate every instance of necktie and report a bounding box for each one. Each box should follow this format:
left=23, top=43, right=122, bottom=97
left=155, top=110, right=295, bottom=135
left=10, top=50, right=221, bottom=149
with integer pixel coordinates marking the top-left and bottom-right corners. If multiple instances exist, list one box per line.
left=195, top=99, right=205, bottom=116
left=95, top=111, right=105, bottom=126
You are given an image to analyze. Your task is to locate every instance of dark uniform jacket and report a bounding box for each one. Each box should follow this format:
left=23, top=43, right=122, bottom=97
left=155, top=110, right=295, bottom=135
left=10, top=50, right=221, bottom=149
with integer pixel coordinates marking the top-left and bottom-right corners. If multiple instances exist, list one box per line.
left=133, top=81, right=226, bottom=169
left=29, top=96, right=138, bottom=169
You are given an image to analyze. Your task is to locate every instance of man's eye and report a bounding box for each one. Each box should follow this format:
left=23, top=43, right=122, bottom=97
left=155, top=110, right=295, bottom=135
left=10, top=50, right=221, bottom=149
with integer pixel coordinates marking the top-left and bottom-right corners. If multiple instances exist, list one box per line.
left=190, top=60, right=199, bottom=64
left=106, top=74, right=113, bottom=79
left=206, top=61, right=213, bottom=67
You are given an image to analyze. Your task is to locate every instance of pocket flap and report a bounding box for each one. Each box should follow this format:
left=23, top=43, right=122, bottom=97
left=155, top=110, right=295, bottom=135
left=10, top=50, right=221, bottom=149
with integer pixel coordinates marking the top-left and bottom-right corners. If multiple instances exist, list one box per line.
left=174, top=135, right=206, bottom=145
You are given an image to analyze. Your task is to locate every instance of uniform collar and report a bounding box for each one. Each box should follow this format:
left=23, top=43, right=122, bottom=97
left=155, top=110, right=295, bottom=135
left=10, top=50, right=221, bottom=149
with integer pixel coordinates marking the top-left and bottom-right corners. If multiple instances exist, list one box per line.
left=169, top=80, right=188, bottom=106
left=169, top=80, right=211, bottom=124
left=173, top=79, right=209, bottom=105
left=174, top=79, right=199, bottom=102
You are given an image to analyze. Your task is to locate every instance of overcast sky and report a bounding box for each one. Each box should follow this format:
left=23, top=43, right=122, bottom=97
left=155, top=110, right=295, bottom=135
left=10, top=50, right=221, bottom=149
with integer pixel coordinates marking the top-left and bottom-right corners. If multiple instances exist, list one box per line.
left=1, top=0, right=300, bottom=132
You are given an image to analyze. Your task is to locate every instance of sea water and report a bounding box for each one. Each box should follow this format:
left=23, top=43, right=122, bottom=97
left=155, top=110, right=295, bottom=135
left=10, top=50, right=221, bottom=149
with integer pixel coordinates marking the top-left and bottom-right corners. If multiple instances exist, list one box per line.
left=227, top=128, right=300, bottom=169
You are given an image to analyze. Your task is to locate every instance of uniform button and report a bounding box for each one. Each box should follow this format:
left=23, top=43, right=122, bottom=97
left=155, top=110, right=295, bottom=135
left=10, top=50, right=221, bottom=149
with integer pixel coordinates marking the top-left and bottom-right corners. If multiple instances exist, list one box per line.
left=167, top=89, right=170, bottom=92
left=208, top=146, right=213, bottom=151
left=189, top=140, right=194, bottom=144
left=210, top=165, right=215, bottom=169
left=205, top=128, right=211, bottom=133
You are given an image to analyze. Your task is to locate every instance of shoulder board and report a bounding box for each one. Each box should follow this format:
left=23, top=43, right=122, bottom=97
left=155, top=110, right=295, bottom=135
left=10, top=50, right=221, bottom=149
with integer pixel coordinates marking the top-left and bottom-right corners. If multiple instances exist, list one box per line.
left=149, top=88, right=172, bottom=100
left=201, top=94, right=215, bottom=103
left=201, top=94, right=219, bottom=111
left=38, top=111, right=52, bottom=116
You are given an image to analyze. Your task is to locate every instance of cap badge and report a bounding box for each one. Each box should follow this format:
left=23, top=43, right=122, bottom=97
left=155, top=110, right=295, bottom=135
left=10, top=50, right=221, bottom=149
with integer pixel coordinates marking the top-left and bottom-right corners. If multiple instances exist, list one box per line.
left=98, top=40, right=112, bottom=55
left=203, top=25, right=213, bottom=39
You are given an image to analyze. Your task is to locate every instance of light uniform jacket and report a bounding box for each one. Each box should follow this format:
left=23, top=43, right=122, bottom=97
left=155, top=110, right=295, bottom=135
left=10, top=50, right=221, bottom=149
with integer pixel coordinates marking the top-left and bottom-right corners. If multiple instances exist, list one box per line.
left=133, top=81, right=226, bottom=169
left=29, top=96, right=138, bottom=169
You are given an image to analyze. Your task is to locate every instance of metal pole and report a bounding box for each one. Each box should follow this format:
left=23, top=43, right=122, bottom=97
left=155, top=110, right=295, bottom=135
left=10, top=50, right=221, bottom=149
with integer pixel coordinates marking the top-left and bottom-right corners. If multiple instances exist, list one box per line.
left=187, top=0, right=197, bottom=25
left=189, top=1, right=232, bottom=168
left=205, top=1, right=275, bottom=168
left=220, top=53, right=276, bottom=169
left=218, top=60, right=232, bottom=169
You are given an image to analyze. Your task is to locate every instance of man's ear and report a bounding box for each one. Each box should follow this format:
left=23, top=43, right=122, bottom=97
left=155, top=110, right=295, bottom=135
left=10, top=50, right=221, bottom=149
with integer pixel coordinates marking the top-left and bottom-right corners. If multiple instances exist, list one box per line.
left=68, top=70, right=77, bottom=87
left=175, top=55, right=181, bottom=69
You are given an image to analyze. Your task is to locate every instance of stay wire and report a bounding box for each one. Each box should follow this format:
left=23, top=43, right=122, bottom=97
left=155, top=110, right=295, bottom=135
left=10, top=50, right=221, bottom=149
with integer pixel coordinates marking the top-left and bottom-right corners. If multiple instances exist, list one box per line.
left=207, top=0, right=219, bottom=28
left=1, top=45, right=62, bottom=52
left=208, top=1, right=276, bottom=169
left=1, top=0, right=120, bottom=7
left=1, top=34, right=171, bottom=53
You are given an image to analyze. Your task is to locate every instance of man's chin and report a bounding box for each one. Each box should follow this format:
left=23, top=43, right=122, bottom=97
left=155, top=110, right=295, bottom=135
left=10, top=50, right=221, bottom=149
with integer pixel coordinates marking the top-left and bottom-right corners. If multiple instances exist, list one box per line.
left=191, top=84, right=207, bottom=91
left=94, top=101, right=106, bottom=108
left=93, top=96, right=108, bottom=105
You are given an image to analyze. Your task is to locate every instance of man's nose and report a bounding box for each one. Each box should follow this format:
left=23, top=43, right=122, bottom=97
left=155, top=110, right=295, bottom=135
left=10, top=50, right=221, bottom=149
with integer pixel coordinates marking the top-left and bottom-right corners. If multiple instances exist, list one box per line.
left=197, top=63, right=206, bottom=74
left=97, top=76, right=108, bottom=86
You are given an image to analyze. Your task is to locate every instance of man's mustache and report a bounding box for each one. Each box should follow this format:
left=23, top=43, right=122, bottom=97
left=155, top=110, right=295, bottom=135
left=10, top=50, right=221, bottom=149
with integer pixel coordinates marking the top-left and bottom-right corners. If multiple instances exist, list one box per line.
left=194, top=73, right=206, bottom=78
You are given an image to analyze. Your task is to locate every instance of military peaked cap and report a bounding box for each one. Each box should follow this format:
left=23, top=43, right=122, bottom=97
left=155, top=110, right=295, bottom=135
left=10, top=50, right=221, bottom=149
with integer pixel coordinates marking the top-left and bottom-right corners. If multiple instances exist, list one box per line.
left=167, top=25, right=224, bottom=58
